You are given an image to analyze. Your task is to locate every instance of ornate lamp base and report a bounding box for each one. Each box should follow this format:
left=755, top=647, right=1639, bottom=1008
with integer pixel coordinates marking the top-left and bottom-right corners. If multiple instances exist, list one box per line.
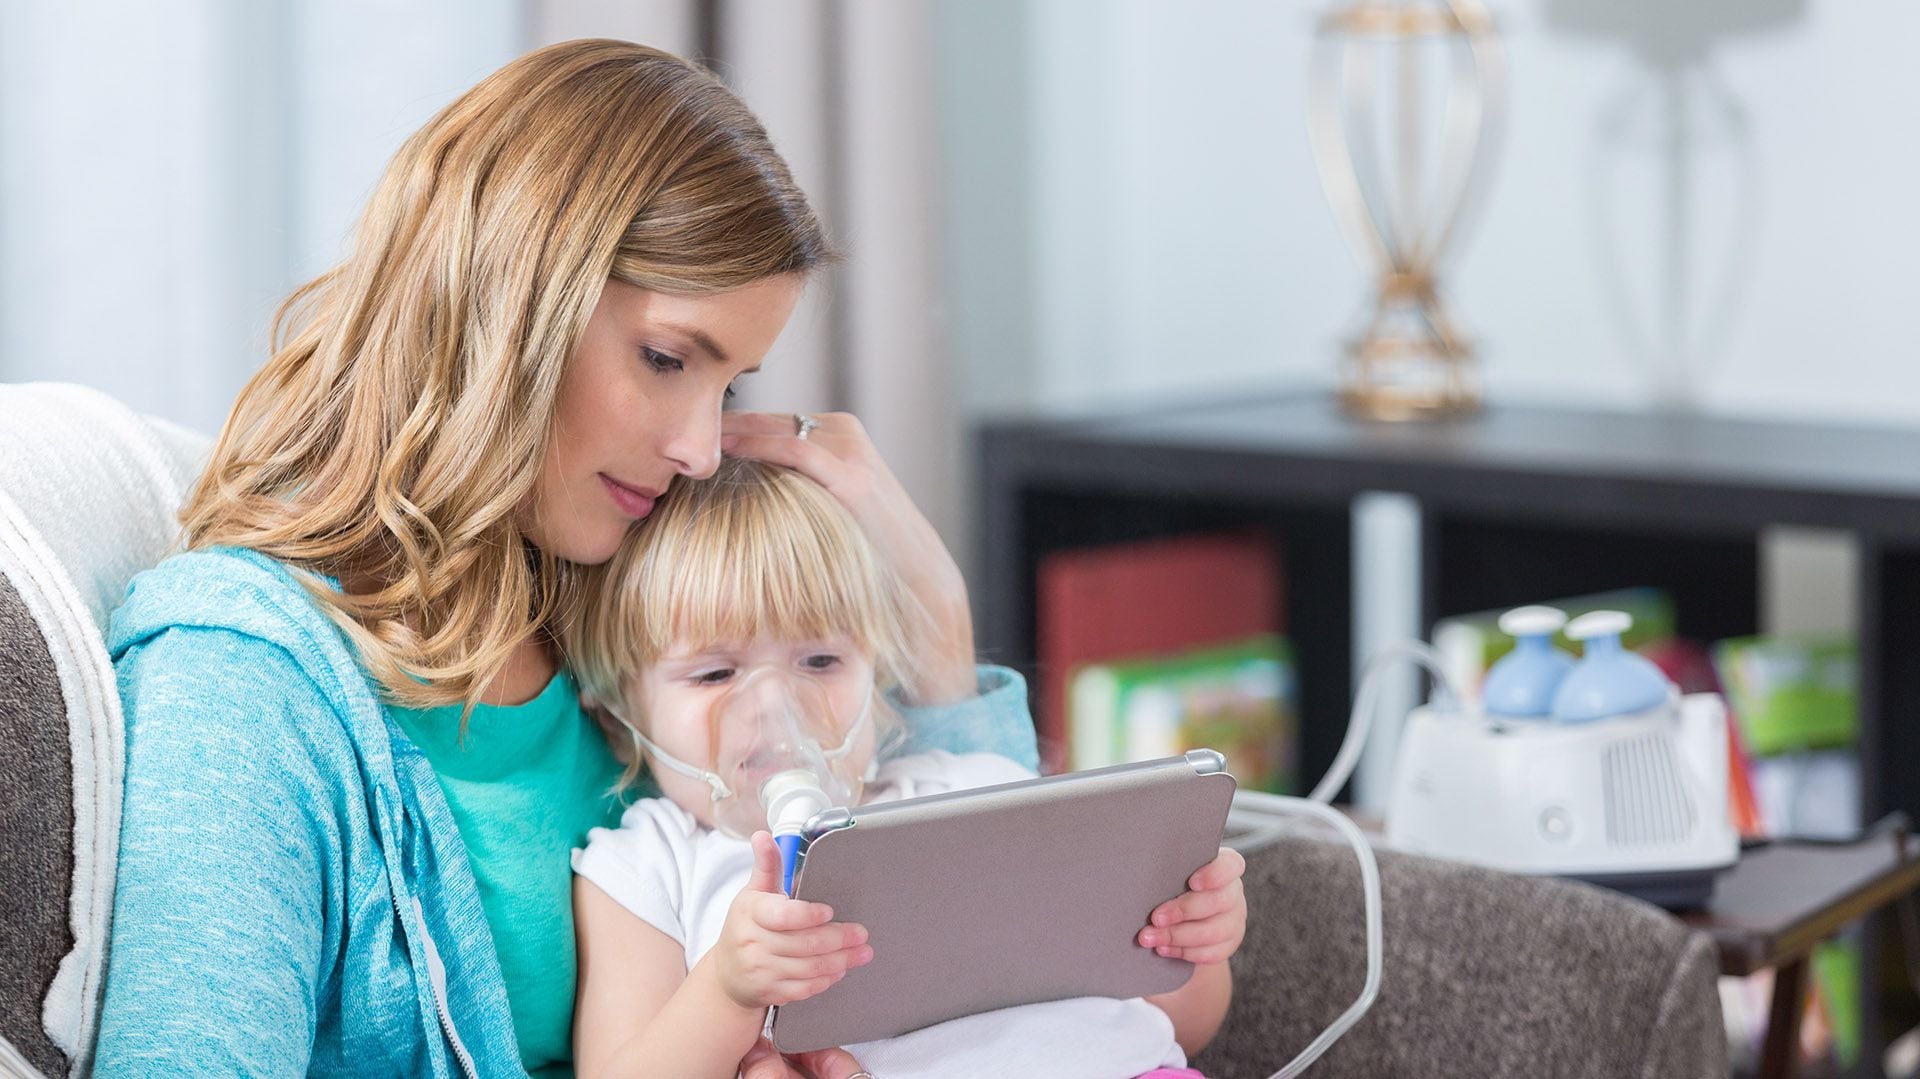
left=1337, top=270, right=1482, bottom=421
left=1338, top=355, right=1481, bottom=422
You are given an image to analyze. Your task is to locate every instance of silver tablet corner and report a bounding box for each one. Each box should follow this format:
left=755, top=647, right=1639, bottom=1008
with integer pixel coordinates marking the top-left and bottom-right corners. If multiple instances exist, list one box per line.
left=1185, top=748, right=1228, bottom=775
left=804, top=807, right=856, bottom=842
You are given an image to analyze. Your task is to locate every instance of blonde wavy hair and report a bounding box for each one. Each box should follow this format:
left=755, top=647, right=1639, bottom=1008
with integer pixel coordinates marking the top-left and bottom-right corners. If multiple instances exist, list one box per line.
left=565, top=457, right=925, bottom=778
left=180, top=40, right=830, bottom=709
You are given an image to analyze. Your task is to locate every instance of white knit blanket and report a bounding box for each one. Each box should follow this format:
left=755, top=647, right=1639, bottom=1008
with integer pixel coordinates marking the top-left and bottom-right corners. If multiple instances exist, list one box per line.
left=0, top=383, right=208, bottom=1075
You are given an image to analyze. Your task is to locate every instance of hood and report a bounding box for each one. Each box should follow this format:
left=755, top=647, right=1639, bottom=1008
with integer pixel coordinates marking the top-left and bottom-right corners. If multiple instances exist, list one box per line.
left=109, top=546, right=405, bottom=833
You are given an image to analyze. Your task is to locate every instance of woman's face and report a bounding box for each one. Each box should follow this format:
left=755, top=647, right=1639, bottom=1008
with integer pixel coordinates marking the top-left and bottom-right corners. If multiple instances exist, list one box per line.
left=525, top=275, right=802, bottom=564
left=630, top=634, right=880, bottom=830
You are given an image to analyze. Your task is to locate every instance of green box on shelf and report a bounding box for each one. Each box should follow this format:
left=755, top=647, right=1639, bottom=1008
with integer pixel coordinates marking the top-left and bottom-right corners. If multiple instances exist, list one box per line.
left=1067, top=634, right=1297, bottom=794
left=1712, top=633, right=1858, bottom=756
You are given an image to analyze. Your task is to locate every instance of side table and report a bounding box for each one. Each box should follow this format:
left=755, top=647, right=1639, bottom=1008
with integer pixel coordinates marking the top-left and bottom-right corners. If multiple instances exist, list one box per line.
left=1685, top=819, right=1920, bottom=1079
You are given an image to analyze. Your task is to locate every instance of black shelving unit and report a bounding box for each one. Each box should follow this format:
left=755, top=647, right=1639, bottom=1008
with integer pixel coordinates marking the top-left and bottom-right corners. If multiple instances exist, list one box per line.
left=977, top=389, right=1920, bottom=1068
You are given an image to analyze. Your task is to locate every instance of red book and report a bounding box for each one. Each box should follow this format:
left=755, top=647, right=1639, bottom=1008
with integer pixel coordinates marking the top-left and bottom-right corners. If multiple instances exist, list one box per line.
left=1035, top=531, right=1283, bottom=771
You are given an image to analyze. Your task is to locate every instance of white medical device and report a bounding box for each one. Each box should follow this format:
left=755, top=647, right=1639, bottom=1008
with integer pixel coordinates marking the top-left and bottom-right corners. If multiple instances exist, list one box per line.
left=1384, top=607, right=1739, bottom=908
left=1192, top=603, right=1738, bottom=1077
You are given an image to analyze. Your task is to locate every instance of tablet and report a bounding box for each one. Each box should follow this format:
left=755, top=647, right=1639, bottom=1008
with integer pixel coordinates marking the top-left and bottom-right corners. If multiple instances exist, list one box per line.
left=768, top=749, right=1236, bottom=1053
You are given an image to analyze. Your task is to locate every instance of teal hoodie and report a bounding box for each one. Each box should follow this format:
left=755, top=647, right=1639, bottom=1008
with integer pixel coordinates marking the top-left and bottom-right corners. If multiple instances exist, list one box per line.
left=96, top=547, right=1038, bottom=1076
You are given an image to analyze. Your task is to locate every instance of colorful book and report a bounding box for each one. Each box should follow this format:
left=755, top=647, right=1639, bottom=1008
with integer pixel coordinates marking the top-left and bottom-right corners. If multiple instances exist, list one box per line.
left=1811, top=936, right=1862, bottom=1069
left=1710, top=634, right=1862, bottom=1069
left=1036, top=531, right=1282, bottom=772
left=1067, top=634, right=1296, bottom=794
left=1712, top=633, right=1858, bottom=757
left=1721, top=702, right=1768, bottom=840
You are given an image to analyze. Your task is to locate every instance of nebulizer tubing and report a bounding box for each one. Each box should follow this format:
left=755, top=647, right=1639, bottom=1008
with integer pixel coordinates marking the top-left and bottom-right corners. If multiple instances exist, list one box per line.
left=1234, top=640, right=1455, bottom=1079
left=763, top=769, right=834, bottom=896
left=1233, top=792, right=1382, bottom=1079
left=763, top=692, right=873, bottom=894
left=1312, top=641, right=1458, bottom=805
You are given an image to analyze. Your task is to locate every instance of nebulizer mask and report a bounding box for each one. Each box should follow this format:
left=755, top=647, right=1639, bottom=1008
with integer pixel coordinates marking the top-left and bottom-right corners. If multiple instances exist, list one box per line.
left=619, top=667, right=876, bottom=892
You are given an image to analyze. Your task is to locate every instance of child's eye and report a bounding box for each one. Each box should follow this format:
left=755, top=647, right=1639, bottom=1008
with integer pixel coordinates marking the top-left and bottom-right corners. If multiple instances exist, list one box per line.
left=801, top=653, right=842, bottom=672
left=692, top=667, right=735, bottom=686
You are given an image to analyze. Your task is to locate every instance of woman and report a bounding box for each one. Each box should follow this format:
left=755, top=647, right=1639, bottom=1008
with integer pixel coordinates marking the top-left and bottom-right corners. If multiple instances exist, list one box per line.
left=97, top=39, right=1241, bottom=1078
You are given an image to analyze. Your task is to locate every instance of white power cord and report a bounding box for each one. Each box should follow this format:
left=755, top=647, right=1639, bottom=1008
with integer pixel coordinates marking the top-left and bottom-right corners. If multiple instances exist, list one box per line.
left=1237, top=640, right=1456, bottom=1078
left=1238, top=792, right=1383, bottom=1079
left=1311, top=641, right=1457, bottom=805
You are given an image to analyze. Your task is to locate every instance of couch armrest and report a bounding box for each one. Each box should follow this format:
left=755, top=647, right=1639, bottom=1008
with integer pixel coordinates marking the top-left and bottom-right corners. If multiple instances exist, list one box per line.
left=1192, top=834, right=1726, bottom=1079
left=0, top=573, right=73, bottom=1077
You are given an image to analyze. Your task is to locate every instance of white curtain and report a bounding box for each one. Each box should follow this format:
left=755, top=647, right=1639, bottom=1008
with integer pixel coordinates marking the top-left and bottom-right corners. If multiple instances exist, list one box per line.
left=0, top=1, right=525, bottom=435
left=0, top=1, right=958, bottom=549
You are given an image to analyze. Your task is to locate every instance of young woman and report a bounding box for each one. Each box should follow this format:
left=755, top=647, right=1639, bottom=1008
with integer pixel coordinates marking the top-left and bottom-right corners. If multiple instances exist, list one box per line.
left=97, top=40, right=1241, bottom=1078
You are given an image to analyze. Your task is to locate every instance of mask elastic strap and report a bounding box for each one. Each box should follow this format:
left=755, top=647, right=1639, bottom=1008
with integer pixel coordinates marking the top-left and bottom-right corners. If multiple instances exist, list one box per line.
left=818, top=686, right=874, bottom=762
left=607, top=704, right=734, bottom=802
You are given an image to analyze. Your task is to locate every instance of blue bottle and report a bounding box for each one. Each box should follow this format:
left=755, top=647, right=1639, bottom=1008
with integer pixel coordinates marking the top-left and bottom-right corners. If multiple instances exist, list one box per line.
left=1482, top=606, right=1576, bottom=719
left=1550, top=610, right=1671, bottom=723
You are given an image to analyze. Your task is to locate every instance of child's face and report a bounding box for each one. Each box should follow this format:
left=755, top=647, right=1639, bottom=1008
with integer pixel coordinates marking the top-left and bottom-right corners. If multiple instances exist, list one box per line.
left=629, top=633, right=880, bottom=829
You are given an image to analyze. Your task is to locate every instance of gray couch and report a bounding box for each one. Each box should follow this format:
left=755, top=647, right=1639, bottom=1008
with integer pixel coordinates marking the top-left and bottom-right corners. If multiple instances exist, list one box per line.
left=1195, top=827, right=1725, bottom=1078
left=1, top=571, right=1728, bottom=1078
left=3, top=573, right=74, bottom=1078
left=0, top=384, right=1727, bottom=1076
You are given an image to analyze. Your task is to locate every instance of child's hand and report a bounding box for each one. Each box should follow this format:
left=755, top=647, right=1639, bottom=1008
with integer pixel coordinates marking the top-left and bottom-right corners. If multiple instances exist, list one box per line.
left=1138, top=846, right=1246, bottom=964
left=715, top=831, right=874, bottom=1009
left=739, top=1037, right=869, bottom=1079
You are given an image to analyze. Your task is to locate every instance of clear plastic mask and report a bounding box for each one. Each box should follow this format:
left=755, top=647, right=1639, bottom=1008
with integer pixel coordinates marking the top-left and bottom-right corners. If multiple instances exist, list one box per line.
left=618, top=666, right=876, bottom=839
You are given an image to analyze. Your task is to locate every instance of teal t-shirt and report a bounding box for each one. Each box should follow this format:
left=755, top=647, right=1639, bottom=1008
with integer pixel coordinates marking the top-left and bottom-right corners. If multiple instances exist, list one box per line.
left=391, top=669, right=627, bottom=1078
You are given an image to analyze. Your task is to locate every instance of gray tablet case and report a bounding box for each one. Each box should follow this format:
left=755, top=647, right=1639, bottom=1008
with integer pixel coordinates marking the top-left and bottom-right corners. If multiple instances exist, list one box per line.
left=769, top=749, right=1236, bottom=1053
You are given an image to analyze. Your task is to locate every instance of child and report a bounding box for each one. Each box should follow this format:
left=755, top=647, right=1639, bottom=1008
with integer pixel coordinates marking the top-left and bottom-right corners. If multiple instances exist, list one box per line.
left=565, top=458, right=1244, bottom=1079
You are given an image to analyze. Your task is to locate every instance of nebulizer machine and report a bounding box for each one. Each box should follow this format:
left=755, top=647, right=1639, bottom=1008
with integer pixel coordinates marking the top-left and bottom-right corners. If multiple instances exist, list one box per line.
left=1226, top=603, right=1738, bottom=1074
left=1384, top=606, right=1739, bottom=906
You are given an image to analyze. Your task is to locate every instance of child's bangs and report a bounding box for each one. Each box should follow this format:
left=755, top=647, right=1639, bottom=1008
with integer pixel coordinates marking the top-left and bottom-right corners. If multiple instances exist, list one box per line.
left=640, top=474, right=891, bottom=658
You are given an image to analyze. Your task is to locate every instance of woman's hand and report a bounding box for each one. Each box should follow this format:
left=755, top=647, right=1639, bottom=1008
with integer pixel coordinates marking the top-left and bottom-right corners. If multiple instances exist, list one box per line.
left=715, top=832, right=875, bottom=1009
left=721, top=410, right=977, bottom=705
left=1138, top=846, right=1247, bottom=964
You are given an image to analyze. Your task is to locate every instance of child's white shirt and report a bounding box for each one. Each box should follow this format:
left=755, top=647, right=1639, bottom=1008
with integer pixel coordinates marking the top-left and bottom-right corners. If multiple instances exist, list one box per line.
left=572, top=750, right=1187, bottom=1079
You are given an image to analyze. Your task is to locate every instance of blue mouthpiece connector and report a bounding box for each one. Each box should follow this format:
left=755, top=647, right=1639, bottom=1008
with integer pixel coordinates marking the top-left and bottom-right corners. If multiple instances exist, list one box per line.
left=774, top=832, right=806, bottom=896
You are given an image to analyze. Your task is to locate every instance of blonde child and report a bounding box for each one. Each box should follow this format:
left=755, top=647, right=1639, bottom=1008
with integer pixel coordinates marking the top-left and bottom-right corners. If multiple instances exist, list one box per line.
left=565, top=458, right=1246, bottom=1079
